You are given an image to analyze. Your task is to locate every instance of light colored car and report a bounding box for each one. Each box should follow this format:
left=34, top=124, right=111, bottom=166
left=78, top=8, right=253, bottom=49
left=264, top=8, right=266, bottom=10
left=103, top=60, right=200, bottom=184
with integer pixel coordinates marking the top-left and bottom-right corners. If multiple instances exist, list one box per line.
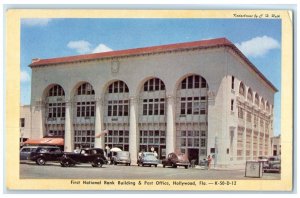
left=20, top=146, right=38, bottom=160
left=137, top=152, right=160, bottom=167
left=111, top=151, right=131, bottom=166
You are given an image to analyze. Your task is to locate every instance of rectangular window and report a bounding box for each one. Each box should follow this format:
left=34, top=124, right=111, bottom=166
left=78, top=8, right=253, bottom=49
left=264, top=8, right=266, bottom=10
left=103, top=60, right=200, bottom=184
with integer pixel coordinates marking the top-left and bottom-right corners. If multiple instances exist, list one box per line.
left=20, top=118, right=25, bottom=127
left=160, top=103, right=165, bottom=115
left=231, top=99, right=234, bottom=111
left=180, top=102, right=186, bottom=115
left=231, top=76, right=235, bottom=90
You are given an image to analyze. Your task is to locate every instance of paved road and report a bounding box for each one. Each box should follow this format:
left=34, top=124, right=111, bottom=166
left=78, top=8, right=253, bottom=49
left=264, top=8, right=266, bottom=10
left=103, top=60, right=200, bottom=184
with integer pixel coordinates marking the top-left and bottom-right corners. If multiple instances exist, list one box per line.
left=20, top=161, right=280, bottom=180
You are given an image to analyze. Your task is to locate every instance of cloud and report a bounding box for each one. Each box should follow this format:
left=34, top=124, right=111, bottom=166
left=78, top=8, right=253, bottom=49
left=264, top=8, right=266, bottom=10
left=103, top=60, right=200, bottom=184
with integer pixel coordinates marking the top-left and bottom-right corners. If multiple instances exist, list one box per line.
left=22, top=18, right=53, bottom=26
left=92, top=44, right=113, bottom=53
left=21, top=70, right=31, bottom=82
left=67, top=40, right=92, bottom=54
left=67, top=40, right=113, bottom=54
left=235, top=36, right=280, bottom=58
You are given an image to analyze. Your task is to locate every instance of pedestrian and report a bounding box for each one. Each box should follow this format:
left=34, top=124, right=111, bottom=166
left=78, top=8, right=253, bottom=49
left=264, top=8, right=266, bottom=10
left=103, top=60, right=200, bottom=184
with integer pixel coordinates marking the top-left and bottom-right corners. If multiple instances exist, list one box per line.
left=207, top=155, right=212, bottom=170
left=154, top=151, right=158, bottom=158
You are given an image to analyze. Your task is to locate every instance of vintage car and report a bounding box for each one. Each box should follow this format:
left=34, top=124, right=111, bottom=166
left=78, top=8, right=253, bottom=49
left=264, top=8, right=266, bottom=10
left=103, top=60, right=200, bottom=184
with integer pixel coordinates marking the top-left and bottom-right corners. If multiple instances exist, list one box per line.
left=60, top=148, right=108, bottom=167
left=20, top=146, right=39, bottom=161
left=111, top=151, right=131, bottom=166
left=137, top=152, right=159, bottom=167
left=28, top=146, right=63, bottom=165
left=263, top=156, right=281, bottom=173
left=162, top=152, right=190, bottom=169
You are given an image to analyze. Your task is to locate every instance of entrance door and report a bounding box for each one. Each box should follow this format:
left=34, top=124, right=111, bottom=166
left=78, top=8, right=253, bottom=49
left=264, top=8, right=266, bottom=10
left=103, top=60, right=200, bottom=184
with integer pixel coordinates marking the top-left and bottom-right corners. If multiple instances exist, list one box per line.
left=188, top=148, right=199, bottom=164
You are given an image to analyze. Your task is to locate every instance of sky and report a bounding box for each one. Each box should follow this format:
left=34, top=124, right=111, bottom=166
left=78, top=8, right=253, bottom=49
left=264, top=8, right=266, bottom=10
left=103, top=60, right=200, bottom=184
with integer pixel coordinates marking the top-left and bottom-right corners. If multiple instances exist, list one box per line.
left=20, top=18, right=281, bottom=135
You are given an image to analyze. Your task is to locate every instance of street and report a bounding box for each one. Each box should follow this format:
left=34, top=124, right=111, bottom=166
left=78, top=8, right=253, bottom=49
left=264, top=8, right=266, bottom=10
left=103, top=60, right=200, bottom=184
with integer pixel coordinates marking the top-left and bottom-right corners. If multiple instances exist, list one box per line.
left=20, top=161, right=280, bottom=180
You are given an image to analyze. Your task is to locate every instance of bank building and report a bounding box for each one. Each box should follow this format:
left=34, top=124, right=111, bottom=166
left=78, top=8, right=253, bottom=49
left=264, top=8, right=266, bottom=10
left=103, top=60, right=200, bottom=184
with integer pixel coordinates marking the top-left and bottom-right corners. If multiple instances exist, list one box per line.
left=22, top=38, right=277, bottom=168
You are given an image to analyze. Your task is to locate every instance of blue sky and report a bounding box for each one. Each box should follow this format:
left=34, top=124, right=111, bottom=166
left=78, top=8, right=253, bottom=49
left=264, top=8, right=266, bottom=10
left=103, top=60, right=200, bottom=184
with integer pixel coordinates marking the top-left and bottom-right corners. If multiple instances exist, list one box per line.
left=20, top=18, right=281, bottom=135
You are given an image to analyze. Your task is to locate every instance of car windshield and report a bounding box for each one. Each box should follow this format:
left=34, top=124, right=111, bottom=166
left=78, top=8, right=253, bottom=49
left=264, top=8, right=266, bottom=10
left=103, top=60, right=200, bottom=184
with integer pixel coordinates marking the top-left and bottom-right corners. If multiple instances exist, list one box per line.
left=143, top=152, right=154, bottom=157
left=144, top=155, right=157, bottom=160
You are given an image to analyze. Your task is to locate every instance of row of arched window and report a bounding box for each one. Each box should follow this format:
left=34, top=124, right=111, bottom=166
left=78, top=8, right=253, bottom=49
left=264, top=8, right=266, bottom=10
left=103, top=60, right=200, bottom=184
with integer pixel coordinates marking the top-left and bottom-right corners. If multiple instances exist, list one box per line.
left=238, top=81, right=272, bottom=113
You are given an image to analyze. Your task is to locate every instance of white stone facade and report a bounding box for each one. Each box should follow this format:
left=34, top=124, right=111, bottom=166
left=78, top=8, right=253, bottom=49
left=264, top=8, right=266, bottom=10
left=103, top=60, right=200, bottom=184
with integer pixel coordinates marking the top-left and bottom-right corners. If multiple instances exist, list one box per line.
left=27, top=38, right=276, bottom=167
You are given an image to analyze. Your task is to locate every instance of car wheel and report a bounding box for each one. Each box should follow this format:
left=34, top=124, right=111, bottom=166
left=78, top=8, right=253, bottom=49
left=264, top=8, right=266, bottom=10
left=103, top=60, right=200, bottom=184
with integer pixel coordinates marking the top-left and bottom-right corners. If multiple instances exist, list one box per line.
left=62, top=160, right=74, bottom=167
left=128, top=163, right=131, bottom=166
left=142, top=164, right=145, bottom=167
left=185, top=165, right=188, bottom=169
left=36, top=157, right=46, bottom=165
left=92, top=160, right=103, bottom=168
left=114, top=161, right=117, bottom=165
left=163, top=164, right=165, bottom=168
left=155, top=164, right=157, bottom=167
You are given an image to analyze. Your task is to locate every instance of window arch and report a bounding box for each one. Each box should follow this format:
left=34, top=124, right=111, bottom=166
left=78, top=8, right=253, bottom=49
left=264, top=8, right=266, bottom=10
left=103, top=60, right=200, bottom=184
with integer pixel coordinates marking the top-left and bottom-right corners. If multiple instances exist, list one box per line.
left=260, top=98, right=265, bottom=110
left=266, top=102, right=270, bottom=113
left=77, top=82, right=95, bottom=95
left=139, top=78, right=166, bottom=158
left=104, top=80, right=130, bottom=151
left=108, top=81, right=129, bottom=93
left=48, top=84, right=65, bottom=97
left=176, top=74, right=209, bottom=162
left=141, top=78, right=166, bottom=116
left=247, top=88, right=253, bottom=102
left=255, top=93, right=259, bottom=106
left=181, top=75, right=207, bottom=89
left=73, top=82, right=96, bottom=149
left=44, top=84, right=65, bottom=138
left=239, top=82, right=245, bottom=96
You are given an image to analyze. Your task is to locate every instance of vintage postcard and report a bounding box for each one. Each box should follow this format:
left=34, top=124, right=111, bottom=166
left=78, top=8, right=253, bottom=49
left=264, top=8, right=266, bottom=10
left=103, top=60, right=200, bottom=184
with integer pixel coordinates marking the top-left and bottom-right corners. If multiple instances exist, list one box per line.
left=5, top=9, right=293, bottom=191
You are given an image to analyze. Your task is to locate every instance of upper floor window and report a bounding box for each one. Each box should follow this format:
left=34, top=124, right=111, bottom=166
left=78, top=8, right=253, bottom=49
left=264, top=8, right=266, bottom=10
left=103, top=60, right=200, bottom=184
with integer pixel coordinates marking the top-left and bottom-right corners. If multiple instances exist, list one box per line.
left=239, top=82, right=245, bottom=96
left=77, top=83, right=95, bottom=95
left=247, top=88, right=253, bottom=102
left=260, top=98, right=265, bottom=110
left=48, top=85, right=65, bottom=96
left=231, top=76, right=235, bottom=90
left=20, top=118, right=25, bottom=127
left=108, top=81, right=129, bottom=93
left=181, top=75, right=207, bottom=89
left=144, top=78, right=165, bottom=91
left=266, top=102, right=270, bottom=113
left=255, top=94, right=259, bottom=106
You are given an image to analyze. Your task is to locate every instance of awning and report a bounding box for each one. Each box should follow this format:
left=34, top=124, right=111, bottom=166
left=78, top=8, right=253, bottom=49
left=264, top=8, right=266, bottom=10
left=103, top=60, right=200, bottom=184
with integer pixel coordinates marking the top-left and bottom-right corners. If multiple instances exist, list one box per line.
left=23, top=138, right=64, bottom=146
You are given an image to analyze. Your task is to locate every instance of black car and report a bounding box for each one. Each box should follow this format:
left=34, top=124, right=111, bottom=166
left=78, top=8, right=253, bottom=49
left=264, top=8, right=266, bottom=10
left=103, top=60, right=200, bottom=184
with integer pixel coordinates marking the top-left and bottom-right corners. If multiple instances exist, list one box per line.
left=60, top=148, right=108, bottom=167
left=28, top=146, right=63, bottom=165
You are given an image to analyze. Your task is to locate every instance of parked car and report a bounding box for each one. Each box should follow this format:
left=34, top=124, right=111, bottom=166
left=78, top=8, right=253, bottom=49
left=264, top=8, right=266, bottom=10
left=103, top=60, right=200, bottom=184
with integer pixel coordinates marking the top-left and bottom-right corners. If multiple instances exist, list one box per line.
left=60, top=148, right=108, bottom=167
left=28, top=146, right=63, bottom=165
left=111, top=151, right=131, bottom=166
left=20, top=146, right=39, bottom=160
left=263, top=156, right=281, bottom=173
left=162, top=152, right=190, bottom=169
left=137, top=152, right=159, bottom=167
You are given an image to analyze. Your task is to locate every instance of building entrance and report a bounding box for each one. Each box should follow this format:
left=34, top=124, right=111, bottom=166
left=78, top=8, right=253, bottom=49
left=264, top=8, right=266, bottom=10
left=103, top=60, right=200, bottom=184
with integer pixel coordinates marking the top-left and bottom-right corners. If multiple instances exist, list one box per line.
left=188, top=148, right=199, bottom=165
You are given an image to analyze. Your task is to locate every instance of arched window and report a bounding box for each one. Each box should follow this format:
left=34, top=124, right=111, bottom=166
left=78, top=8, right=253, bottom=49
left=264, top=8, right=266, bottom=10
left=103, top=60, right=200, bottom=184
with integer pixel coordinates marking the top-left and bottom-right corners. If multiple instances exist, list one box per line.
left=266, top=102, right=270, bottom=113
left=77, top=83, right=95, bottom=95
left=139, top=78, right=166, bottom=158
left=141, top=78, right=166, bottom=116
left=73, top=82, right=96, bottom=149
left=108, top=81, right=129, bottom=93
left=260, top=98, right=265, bottom=110
left=255, top=93, right=259, bottom=106
left=176, top=74, right=208, bottom=161
left=247, top=88, right=253, bottom=102
left=48, top=84, right=65, bottom=97
left=239, top=82, right=245, bottom=96
left=104, top=80, right=130, bottom=151
left=45, top=84, right=65, bottom=138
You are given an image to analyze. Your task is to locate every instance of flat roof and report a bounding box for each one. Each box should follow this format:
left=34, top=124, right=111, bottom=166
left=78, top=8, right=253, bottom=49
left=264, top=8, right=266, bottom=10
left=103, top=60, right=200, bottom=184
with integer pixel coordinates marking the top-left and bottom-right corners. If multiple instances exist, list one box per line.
left=29, top=38, right=277, bottom=92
